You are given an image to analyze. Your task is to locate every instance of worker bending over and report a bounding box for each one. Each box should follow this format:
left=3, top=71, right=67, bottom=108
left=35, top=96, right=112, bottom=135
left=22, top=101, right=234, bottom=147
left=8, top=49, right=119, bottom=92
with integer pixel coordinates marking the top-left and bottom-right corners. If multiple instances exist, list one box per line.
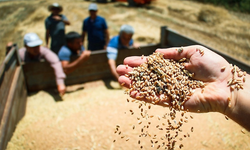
left=19, top=33, right=66, bottom=95
left=58, top=31, right=91, bottom=74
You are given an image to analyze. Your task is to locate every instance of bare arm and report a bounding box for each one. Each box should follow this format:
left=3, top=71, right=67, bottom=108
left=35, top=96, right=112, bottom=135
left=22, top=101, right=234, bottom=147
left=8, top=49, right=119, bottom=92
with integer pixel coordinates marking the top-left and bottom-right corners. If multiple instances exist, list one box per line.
left=45, top=30, right=50, bottom=48
left=62, top=19, right=70, bottom=25
left=81, top=31, right=86, bottom=43
left=225, top=74, right=250, bottom=131
left=42, top=47, right=66, bottom=95
left=61, top=50, right=91, bottom=74
left=108, top=59, right=119, bottom=81
left=53, top=15, right=70, bottom=25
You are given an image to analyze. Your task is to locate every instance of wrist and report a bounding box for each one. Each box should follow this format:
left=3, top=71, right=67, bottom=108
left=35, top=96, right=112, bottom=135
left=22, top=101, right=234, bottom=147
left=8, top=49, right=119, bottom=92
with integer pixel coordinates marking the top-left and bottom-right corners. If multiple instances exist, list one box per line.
left=56, top=78, right=65, bottom=86
left=224, top=74, right=250, bottom=130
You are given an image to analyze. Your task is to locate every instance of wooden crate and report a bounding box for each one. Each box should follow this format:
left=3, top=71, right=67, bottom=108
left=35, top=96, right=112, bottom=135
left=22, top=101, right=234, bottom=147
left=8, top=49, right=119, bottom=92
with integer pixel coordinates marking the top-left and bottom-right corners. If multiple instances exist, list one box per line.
left=23, top=44, right=160, bottom=92
left=0, top=46, right=27, bottom=150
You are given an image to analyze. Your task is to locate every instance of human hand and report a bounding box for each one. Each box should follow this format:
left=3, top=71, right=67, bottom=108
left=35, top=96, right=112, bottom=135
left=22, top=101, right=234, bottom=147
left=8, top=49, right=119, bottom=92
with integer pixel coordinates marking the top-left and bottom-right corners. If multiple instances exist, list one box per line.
left=117, top=45, right=234, bottom=114
left=104, top=45, right=107, bottom=50
left=80, top=50, right=91, bottom=62
left=53, top=15, right=62, bottom=21
left=133, top=43, right=140, bottom=49
left=57, top=84, right=66, bottom=96
left=6, top=42, right=14, bottom=53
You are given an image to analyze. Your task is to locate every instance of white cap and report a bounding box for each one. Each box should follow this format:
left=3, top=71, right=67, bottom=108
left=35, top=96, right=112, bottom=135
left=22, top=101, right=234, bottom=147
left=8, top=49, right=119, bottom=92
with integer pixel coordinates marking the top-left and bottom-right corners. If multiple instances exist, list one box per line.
left=88, top=3, right=98, bottom=11
left=24, top=33, right=43, bottom=47
left=120, top=25, right=134, bottom=34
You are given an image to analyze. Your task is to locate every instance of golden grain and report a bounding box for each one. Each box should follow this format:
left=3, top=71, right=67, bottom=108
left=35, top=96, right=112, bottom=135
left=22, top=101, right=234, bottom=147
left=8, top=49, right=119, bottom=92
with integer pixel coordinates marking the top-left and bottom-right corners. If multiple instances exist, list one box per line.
left=117, top=52, right=209, bottom=149
left=241, top=129, right=245, bottom=134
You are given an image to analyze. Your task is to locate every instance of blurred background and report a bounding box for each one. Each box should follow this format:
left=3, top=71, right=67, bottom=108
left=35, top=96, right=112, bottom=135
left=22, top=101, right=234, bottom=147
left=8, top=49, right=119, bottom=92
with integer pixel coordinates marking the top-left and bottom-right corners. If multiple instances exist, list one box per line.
left=1, top=1, right=250, bottom=149
left=0, top=0, right=250, bottom=64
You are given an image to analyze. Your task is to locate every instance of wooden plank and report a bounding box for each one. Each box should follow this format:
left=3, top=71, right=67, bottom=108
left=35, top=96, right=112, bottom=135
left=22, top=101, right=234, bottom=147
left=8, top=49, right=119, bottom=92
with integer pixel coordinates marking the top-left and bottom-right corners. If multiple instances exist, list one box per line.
left=116, top=44, right=159, bottom=64
left=161, top=26, right=250, bottom=73
left=23, top=44, right=160, bottom=92
left=0, top=48, right=18, bottom=122
left=0, top=67, right=27, bottom=150
left=3, top=47, right=16, bottom=65
left=0, top=63, right=5, bottom=80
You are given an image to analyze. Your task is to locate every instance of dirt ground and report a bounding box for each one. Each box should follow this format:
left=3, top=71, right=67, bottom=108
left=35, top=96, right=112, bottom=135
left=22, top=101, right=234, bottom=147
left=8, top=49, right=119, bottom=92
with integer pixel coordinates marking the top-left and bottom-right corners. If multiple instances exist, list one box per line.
left=1, top=0, right=250, bottom=149
left=6, top=80, right=250, bottom=150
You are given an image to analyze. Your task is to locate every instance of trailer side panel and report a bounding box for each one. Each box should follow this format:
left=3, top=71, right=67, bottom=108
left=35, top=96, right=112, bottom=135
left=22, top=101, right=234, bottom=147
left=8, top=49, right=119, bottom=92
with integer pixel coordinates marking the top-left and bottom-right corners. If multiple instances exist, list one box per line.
left=0, top=47, right=27, bottom=150
left=23, top=44, right=160, bottom=92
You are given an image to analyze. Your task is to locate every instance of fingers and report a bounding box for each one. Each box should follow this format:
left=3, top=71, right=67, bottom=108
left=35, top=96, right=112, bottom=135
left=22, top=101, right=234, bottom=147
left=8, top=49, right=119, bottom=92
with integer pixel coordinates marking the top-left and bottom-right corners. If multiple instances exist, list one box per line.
left=118, top=75, right=131, bottom=88
left=58, top=84, right=66, bottom=96
left=117, top=64, right=133, bottom=76
left=117, top=56, right=147, bottom=88
left=155, top=45, right=204, bottom=60
left=123, top=56, right=147, bottom=67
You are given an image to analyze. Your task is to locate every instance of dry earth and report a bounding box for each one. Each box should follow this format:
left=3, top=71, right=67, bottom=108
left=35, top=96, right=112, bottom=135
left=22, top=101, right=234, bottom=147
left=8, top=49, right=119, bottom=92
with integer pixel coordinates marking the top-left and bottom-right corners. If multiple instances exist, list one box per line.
left=1, top=0, right=250, bottom=150
left=6, top=80, right=250, bottom=150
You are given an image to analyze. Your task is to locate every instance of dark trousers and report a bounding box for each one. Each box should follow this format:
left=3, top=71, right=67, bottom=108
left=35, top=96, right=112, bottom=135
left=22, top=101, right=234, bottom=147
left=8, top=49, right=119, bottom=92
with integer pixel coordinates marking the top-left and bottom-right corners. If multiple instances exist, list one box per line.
left=88, top=41, right=105, bottom=51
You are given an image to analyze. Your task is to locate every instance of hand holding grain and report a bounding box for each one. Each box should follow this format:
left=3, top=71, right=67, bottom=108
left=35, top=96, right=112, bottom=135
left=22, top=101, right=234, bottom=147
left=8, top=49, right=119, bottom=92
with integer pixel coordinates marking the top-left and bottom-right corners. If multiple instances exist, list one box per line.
left=117, top=45, right=250, bottom=132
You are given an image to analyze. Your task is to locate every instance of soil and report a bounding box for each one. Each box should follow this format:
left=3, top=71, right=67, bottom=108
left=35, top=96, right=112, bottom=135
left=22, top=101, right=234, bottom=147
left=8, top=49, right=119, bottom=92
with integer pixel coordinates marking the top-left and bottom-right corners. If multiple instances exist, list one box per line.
left=1, top=0, right=250, bottom=149
left=6, top=80, right=250, bottom=150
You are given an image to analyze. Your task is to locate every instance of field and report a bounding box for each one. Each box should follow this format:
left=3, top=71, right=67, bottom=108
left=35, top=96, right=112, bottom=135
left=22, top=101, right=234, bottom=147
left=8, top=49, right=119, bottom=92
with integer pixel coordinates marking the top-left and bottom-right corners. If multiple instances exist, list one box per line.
left=1, top=0, right=250, bottom=149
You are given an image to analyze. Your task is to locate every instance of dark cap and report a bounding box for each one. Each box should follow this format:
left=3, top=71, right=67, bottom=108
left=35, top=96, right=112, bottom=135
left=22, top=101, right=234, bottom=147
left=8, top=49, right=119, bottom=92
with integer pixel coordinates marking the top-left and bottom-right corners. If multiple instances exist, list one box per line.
left=48, top=3, right=63, bottom=12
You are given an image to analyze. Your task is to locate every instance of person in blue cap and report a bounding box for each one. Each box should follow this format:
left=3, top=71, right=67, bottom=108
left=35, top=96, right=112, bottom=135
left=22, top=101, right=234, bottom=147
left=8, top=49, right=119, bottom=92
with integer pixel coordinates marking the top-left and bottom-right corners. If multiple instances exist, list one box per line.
left=81, top=3, right=110, bottom=51
left=107, top=24, right=139, bottom=81
left=45, top=3, right=70, bottom=54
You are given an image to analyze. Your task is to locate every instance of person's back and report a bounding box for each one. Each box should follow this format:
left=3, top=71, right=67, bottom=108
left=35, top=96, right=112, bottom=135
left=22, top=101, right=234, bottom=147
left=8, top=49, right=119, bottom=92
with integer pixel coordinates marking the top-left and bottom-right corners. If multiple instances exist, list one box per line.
left=19, top=46, right=52, bottom=62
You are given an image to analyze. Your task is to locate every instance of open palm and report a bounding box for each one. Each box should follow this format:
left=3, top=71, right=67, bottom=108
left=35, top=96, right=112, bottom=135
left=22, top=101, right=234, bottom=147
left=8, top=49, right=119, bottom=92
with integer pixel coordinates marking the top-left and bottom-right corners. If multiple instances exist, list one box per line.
left=117, top=45, right=233, bottom=114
